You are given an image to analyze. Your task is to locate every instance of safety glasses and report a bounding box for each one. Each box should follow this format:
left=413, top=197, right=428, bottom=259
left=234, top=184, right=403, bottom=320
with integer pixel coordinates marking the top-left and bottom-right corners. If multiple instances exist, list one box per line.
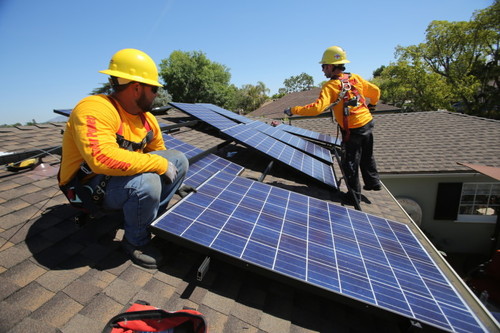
left=141, top=83, right=159, bottom=94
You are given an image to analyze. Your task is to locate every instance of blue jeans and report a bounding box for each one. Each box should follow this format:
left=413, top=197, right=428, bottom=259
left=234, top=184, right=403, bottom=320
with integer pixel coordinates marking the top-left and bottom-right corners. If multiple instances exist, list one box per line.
left=90, top=150, right=188, bottom=246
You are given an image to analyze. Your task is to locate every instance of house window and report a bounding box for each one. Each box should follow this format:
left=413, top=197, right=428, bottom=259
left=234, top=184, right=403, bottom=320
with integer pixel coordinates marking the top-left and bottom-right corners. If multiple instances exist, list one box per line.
left=457, top=183, right=499, bottom=223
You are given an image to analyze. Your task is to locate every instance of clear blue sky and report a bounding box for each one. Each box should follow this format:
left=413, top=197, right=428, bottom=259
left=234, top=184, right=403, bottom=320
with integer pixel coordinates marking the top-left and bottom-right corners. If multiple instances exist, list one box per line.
left=0, top=0, right=492, bottom=125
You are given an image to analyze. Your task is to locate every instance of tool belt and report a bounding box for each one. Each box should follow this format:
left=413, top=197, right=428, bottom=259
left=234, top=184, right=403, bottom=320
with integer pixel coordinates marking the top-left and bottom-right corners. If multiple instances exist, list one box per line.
left=59, top=164, right=111, bottom=215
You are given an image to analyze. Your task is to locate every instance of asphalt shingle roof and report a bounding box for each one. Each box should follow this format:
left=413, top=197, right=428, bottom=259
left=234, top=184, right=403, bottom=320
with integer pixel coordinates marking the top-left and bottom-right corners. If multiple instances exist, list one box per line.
left=0, top=117, right=407, bottom=332
left=374, top=111, right=500, bottom=174
left=0, top=106, right=498, bottom=332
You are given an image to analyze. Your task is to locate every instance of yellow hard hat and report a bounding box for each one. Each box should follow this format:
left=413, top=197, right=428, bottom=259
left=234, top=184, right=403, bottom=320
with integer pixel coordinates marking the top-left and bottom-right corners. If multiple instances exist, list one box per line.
left=99, top=48, right=163, bottom=87
left=319, top=46, right=350, bottom=65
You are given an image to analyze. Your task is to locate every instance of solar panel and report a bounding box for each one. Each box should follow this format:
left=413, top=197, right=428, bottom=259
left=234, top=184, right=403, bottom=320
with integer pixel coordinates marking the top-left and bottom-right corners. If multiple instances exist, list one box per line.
left=222, top=123, right=337, bottom=189
left=169, top=102, right=238, bottom=130
left=152, top=171, right=485, bottom=333
left=163, top=134, right=243, bottom=188
left=246, top=121, right=333, bottom=164
left=276, top=123, right=340, bottom=146
left=192, top=104, right=332, bottom=163
left=197, top=103, right=253, bottom=124
left=53, top=109, right=72, bottom=117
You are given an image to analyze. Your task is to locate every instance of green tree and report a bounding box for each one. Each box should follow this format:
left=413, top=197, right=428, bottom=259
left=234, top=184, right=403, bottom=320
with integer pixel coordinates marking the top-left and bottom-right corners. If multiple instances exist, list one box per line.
left=234, top=81, right=270, bottom=113
left=373, top=58, right=449, bottom=111
left=271, top=88, right=287, bottom=100
left=379, top=1, right=499, bottom=117
left=372, top=65, right=385, bottom=78
left=90, top=82, right=113, bottom=95
left=151, top=87, right=172, bottom=108
left=159, top=50, right=234, bottom=108
left=283, top=73, right=314, bottom=93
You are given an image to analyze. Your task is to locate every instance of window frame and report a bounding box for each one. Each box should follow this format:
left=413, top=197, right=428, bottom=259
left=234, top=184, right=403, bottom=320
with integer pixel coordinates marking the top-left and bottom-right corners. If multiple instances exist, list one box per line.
left=455, top=182, right=499, bottom=223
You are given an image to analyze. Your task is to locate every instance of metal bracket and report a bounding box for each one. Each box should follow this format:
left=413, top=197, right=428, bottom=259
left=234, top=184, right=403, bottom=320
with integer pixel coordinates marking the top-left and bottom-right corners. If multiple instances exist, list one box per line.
left=197, top=256, right=210, bottom=281
left=258, top=160, right=274, bottom=182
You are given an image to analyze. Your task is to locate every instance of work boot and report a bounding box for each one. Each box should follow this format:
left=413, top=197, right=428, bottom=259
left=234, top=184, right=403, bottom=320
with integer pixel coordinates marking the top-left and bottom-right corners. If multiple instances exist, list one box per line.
left=121, top=238, right=163, bottom=269
left=363, top=183, right=382, bottom=191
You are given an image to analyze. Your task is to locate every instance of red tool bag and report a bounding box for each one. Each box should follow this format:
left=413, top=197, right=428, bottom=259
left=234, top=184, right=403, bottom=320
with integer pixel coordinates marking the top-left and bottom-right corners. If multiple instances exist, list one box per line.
left=102, top=301, right=207, bottom=333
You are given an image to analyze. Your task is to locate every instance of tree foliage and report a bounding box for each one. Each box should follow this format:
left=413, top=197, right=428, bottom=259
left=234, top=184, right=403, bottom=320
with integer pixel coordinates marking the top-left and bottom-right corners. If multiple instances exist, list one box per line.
left=374, top=1, right=499, bottom=118
left=283, top=72, right=315, bottom=93
left=159, top=50, right=235, bottom=109
left=372, top=49, right=450, bottom=111
left=233, top=81, right=270, bottom=113
left=90, top=82, right=113, bottom=95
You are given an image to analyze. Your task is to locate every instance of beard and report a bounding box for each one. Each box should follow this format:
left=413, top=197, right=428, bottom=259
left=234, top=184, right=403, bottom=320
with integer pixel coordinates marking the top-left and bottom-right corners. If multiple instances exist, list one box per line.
left=137, top=90, right=154, bottom=112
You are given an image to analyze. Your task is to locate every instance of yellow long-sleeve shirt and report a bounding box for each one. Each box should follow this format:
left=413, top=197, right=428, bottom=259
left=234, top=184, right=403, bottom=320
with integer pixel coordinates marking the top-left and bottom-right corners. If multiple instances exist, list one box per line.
left=59, top=94, right=168, bottom=186
left=291, top=73, right=380, bottom=129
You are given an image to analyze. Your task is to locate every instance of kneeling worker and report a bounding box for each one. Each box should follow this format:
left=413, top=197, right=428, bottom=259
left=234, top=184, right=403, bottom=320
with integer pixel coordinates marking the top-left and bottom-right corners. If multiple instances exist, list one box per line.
left=58, top=48, right=188, bottom=268
left=284, top=46, right=381, bottom=204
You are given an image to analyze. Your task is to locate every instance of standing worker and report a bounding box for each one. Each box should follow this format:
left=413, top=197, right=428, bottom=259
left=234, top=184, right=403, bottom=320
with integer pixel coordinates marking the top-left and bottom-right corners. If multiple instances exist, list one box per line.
left=59, top=48, right=188, bottom=269
left=284, top=46, right=381, bottom=204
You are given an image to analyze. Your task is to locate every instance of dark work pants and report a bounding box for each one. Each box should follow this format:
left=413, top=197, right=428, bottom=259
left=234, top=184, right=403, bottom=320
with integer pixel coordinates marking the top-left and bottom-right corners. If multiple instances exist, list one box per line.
left=341, top=120, right=380, bottom=199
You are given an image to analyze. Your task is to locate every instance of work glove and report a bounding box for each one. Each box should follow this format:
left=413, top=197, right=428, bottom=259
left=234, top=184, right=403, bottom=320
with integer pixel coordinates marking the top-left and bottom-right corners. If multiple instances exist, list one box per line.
left=283, top=108, right=292, bottom=117
left=176, top=185, right=197, bottom=198
left=368, top=104, right=376, bottom=112
left=164, top=161, right=178, bottom=184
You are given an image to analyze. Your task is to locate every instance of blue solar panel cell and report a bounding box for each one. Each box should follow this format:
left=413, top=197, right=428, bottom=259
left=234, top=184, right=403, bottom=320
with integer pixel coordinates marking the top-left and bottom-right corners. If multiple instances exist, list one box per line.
left=373, top=281, right=412, bottom=314
left=212, top=232, right=246, bottom=257
left=308, top=260, right=339, bottom=291
left=275, top=251, right=306, bottom=279
left=243, top=241, right=275, bottom=268
left=152, top=171, right=485, bottom=332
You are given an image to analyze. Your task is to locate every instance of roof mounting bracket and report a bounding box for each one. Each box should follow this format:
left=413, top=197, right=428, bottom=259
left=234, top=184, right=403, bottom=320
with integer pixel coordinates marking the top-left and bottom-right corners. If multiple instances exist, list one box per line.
left=197, top=256, right=210, bottom=281
left=258, top=160, right=274, bottom=183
